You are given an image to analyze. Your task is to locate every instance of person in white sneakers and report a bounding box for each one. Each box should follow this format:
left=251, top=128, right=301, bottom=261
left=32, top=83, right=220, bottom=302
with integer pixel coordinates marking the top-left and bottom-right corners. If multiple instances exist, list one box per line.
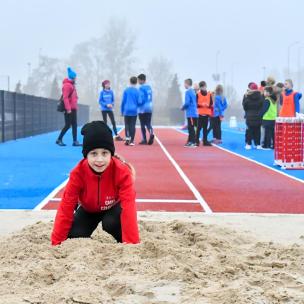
left=98, top=80, right=123, bottom=142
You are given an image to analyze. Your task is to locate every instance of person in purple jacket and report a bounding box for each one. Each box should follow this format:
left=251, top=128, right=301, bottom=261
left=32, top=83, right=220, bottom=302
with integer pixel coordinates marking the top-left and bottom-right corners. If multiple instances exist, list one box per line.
left=98, top=80, right=123, bottom=141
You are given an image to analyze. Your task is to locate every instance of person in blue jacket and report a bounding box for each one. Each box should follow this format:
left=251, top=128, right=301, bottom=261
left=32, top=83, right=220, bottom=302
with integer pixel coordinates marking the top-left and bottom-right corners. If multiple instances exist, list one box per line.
left=210, top=84, right=228, bottom=144
left=121, top=77, right=142, bottom=146
left=98, top=80, right=123, bottom=141
left=138, top=74, right=154, bottom=145
left=181, top=78, right=198, bottom=147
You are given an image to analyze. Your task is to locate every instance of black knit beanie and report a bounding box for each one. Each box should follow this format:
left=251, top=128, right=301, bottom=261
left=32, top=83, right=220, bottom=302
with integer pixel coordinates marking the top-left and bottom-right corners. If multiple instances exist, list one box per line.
left=81, top=121, right=115, bottom=158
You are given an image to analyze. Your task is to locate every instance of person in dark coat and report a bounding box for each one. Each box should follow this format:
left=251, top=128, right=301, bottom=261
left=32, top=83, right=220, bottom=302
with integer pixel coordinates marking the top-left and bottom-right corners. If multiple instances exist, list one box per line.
left=242, top=82, right=264, bottom=150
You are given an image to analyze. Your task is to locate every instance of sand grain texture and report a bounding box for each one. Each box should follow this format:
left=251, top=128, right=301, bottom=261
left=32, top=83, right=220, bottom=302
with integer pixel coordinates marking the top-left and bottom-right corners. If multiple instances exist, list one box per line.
left=0, top=220, right=304, bottom=304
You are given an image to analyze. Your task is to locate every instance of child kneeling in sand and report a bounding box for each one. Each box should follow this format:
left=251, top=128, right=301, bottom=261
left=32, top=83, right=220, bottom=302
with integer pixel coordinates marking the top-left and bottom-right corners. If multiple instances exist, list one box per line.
left=51, top=121, right=140, bottom=245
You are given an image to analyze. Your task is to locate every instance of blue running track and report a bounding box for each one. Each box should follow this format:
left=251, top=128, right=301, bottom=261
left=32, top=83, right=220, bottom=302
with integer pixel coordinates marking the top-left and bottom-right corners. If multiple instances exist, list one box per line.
left=220, top=125, right=304, bottom=181
left=0, top=128, right=121, bottom=209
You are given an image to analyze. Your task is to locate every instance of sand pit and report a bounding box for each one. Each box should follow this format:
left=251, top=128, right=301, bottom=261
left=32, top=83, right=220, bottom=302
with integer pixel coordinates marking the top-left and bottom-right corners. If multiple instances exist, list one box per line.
left=1, top=220, right=304, bottom=304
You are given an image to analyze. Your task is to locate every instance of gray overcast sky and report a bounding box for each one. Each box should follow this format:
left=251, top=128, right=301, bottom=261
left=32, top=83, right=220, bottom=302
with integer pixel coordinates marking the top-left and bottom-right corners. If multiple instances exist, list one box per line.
left=0, top=0, right=303, bottom=94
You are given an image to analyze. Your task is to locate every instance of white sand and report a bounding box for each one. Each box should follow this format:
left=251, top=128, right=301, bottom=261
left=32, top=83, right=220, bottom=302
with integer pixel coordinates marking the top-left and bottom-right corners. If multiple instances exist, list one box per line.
left=0, top=211, right=304, bottom=303
left=1, top=210, right=304, bottom=245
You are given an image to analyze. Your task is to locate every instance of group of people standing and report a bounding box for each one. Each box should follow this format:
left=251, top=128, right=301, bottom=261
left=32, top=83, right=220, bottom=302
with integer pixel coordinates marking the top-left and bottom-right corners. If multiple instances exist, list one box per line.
left=99, top=75, right=154, bottom=146
left=181, top=79, right=228, bottom=148
left=56, top=67, right=302, bottom=154
left=242, top=77, right=302, bottom=150
left=56, top=68, right=154, bottom=147
left=97, top=73, right=155, bottom=146
left=115, top=74, right=154, bottom=146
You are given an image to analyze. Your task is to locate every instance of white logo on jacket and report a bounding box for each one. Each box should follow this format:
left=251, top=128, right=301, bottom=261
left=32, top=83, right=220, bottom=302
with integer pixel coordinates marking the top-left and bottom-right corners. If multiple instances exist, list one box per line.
left=101, top=196, right=118, bottom=210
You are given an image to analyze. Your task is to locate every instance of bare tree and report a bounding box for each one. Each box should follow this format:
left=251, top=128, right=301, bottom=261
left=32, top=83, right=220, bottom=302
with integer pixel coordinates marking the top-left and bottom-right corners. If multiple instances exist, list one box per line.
left=15, top=81, right=22, bottom=93
left=23, top=55, right=64, bottom=97
left=224, top=85, right=243, bottom=120
left=147, top=55, right=173, bottom=124
left=148, top=56, right=173, bottom=108
left=67, top=18, right=137, bottom=120
left=101, top=18, right=137, bottom=96
left=49, top=77, right=61, bottom=99
left=167, top=74, right=184, bottom=124
left=68, top=39, right=105, bottom=107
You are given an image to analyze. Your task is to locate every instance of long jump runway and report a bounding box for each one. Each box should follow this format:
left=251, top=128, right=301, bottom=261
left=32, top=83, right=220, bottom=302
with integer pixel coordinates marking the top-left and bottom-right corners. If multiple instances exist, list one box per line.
left=38, top=128, right=304, bottom=214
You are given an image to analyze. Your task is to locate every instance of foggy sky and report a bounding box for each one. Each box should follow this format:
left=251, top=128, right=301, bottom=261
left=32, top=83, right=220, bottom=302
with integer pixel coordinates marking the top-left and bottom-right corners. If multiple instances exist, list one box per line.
left=0, top=0, right=303, bottom=95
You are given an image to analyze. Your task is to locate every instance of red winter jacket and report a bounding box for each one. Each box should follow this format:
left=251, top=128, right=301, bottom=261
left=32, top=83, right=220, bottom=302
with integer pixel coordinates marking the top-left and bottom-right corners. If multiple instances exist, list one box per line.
left=62, top=78, right=78, bottom=111
left=51, top=157, right=140, bottom=245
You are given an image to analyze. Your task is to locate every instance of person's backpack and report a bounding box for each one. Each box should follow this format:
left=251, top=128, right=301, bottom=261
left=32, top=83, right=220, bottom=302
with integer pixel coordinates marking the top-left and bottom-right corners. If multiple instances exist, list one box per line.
left=57, top=87, right=74, bottom=112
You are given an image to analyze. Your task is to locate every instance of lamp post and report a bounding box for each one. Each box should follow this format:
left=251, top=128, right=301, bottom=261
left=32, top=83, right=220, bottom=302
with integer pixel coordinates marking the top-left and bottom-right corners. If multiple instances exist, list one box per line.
left=222, top=71, right=226, bottom=89
left=27, top=62, right=31, bottom=78
left=230, top=63, right=238, bottom=88
left=262, top=66, right=266, bottom=80
left=287, top=41, right=300, bottom=77
left=215, top=50, right=221, bottom=82
left=297, top=46, right=304, bottom=89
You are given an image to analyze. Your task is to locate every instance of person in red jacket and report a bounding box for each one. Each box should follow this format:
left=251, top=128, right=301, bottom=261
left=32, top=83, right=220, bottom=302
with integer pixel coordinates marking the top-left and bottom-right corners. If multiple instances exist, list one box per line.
left=51, top=121, right=140, bottom=245
left=56, top=67, right=82, bottom=147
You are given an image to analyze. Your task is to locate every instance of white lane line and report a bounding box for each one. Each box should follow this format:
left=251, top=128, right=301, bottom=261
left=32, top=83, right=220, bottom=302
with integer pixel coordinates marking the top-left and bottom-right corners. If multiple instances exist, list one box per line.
left=213, top=144, right=304, bottom=184
left=174, top=127, right=304, bottom=184
left=155, top=135, right=213, bottom=214
left=48, top=198, right=200, bottom=204
left=34, top=128, right=126, bottom=210
left=7, top=208, right=304, bottom=216
left=152, top=125, right=181, bottom=129
left=33, top=179, right=69, bottom=211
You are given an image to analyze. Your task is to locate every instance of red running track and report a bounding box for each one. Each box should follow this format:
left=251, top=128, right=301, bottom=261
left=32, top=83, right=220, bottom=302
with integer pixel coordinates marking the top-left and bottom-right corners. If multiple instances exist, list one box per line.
left=39, top=128, right=304, bottom=214
left=40, top=128, right=203, bottom=212
left=156, top=128, right=304, bottom=214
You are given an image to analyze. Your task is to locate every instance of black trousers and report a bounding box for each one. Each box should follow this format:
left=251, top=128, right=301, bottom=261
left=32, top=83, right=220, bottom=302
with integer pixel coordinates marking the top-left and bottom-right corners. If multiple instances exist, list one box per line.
left=245, top=128, right=249, bottom=144
left=207, top=117, right=214, bottom=137
left=68, top=204, right=122, bottom=243
left=212, top=117, right=222, bottom=140
left=102, top=111, right=118, bottom=135
left=187, top=117, right=197, bottom=143
left=58, top=110, right=77, bottom=141
left=247, top=125, right=261, bottom=146
left=196, top=115, right=209, bottom=144
left=124, top=116, right=137, bottom=142
left=138, top=113, right=153, bottom=141
left=262, top=120, right=275, bottom=148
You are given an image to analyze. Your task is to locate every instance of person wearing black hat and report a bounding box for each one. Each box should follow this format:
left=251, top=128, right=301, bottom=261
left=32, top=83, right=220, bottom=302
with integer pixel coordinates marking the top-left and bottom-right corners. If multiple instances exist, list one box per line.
left=51, top=121, right=140, bottom=246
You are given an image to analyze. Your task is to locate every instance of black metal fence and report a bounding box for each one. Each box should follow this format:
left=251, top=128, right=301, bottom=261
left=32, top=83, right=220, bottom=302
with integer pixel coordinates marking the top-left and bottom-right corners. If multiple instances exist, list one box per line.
left=0, top=90, right=89, bottom=143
